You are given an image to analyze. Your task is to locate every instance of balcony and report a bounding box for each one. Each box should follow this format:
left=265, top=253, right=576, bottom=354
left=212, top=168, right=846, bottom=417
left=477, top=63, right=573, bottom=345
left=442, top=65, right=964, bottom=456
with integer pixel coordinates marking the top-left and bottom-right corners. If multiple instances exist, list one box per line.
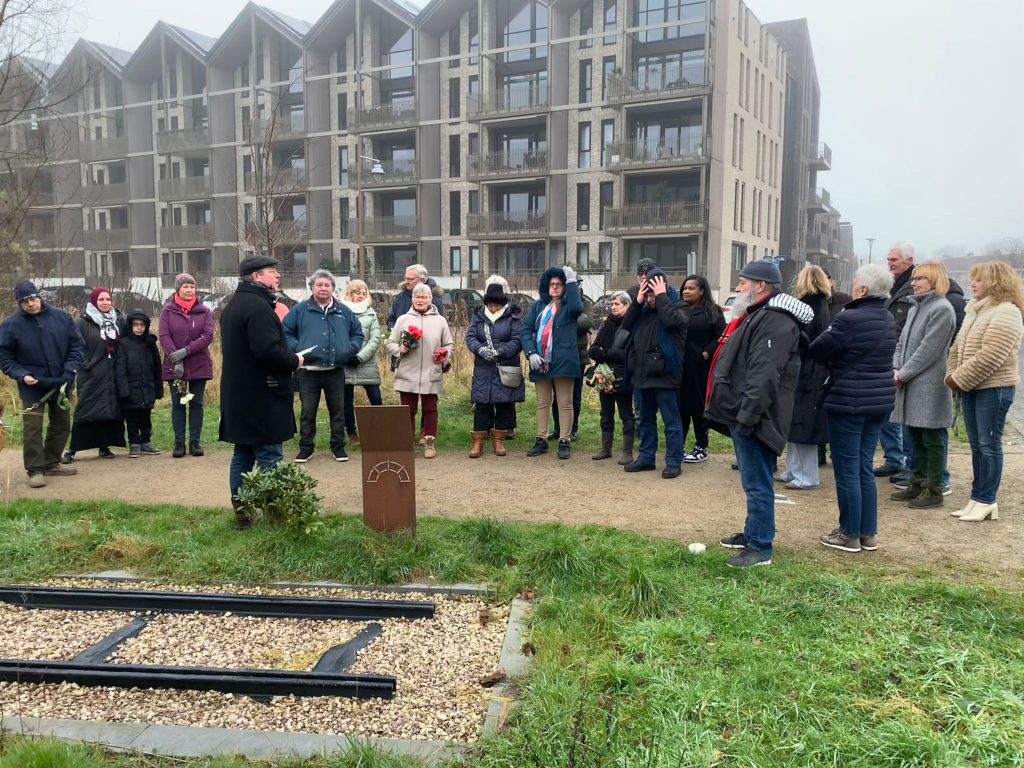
left=805, top=232, right=831, bottom=255
left=349, top=98, right=417, bottom=132
left=28, top=191, right=56, bottom=207
left=468, top=83, right=549, bottom=120
left=79, top=136, right=128, bottom=162
left=467, top=149, right=549, bottom=181
left=353, top=216, right=419, bottom=242
left=84, top=227, right=131, bottom=250
left=809, top=142, right=832, bottom=171
left=357, top=157, right=419, bottom=188
left=605, top=131, right=709, bottom=172
left=156, top=128, right=210, bottom=153
left=83, top=182, right=129, bottom=206
left=160, top=224, right=213, bottom=248
left=467, top=211, right=548, bottom=240
left=243, top=168, right=308, bottom=194
left=245, top=220, right=309, bottom=244
left=603, top=201, right=706, bottom=235
left=24, top=232, right=59, bottom=249
left=158, top=176, right=212, bottom=200
left=607, top=63, right=712, bottom=105
left=807, top=187, right=831, bottom=213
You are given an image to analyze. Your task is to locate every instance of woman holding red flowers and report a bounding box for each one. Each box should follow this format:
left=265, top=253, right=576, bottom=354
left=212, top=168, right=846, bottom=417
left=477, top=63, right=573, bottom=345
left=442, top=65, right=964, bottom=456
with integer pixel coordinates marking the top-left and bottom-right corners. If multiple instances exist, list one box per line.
left=386, top=282, right=454, bottom=458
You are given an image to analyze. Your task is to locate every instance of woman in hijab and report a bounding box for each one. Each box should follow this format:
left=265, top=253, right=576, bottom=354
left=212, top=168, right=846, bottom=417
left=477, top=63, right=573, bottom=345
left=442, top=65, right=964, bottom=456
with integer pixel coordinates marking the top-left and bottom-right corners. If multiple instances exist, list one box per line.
left=64, top=287, right=126, bottom=461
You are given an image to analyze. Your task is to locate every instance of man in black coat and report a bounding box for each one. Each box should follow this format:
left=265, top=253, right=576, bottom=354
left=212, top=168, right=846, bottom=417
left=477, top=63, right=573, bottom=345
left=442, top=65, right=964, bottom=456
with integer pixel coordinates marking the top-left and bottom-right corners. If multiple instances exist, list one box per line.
left=875, top=244, right=916, bottom=478
left=386, top=264, right=445, bottom=329
left=706, top=260, right=814, bottom=568
left=0, top=281, right=86, bottom=487
left=220, top=256, right=303, bottom=528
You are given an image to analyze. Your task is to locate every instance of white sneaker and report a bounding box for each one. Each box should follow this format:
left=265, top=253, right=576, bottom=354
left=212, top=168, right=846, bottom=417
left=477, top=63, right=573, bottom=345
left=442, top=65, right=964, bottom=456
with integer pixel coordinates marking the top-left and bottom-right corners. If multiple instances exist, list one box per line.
left=683, top=448, right=708, bottom=464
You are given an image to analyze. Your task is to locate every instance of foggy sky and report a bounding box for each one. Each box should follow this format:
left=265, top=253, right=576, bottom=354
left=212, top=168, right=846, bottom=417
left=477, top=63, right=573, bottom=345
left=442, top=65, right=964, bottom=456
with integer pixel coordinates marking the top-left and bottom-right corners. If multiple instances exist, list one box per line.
left=62, top=0, right=1024, bottom=261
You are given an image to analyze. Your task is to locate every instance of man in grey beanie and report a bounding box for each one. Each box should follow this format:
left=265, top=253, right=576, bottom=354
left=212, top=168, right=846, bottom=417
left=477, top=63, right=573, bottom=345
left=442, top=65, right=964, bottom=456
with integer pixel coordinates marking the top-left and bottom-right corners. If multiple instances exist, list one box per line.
left=706, top=259, right=814, bottom=567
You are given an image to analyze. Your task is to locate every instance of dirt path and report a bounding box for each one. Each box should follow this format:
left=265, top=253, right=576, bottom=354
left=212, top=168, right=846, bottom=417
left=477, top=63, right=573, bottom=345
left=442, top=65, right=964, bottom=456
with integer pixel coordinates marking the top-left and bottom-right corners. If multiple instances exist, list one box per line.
left=2, top=443, right=1022, bottom=583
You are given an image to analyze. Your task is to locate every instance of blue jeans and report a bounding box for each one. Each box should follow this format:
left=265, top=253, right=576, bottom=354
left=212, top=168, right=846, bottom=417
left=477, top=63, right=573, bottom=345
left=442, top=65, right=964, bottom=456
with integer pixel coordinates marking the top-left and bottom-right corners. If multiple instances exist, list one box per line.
left=637, top=388, right=684, bottom=468
left=730, top=425, right=776, bottom=557
left=962, top=386, right=1014, bottom=504
left=904, top=424, right=951, bottom=486
left=828, top=413, right=885, bottom=538
left=878, top=418, right=906, bottom=469
left=229, top=443, right=284, bottom=499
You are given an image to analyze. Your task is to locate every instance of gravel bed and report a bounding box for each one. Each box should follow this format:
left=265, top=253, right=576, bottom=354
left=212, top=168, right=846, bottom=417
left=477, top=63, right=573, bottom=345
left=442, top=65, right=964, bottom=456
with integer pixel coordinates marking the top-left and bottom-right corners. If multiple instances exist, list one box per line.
left=0, top=605, right=136, bottom=661
left=0, top=580, right=511, bottom=743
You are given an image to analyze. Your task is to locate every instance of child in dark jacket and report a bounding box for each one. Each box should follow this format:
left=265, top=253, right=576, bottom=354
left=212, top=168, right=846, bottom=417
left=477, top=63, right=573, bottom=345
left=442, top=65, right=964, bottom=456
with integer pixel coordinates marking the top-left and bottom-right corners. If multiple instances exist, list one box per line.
left=115, top=310, right=163, bottom=457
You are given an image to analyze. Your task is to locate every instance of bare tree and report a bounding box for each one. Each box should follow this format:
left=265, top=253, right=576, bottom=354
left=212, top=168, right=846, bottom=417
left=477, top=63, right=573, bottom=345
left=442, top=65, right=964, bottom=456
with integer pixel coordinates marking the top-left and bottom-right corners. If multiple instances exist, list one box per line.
left=985, top=237, right=1024, bottom=269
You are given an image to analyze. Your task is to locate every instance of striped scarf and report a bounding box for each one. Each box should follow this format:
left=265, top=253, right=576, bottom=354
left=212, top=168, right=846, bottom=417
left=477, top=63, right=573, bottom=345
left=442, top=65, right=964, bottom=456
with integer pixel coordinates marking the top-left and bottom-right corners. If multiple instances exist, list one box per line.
left=535, top=302, right=558, bottom=361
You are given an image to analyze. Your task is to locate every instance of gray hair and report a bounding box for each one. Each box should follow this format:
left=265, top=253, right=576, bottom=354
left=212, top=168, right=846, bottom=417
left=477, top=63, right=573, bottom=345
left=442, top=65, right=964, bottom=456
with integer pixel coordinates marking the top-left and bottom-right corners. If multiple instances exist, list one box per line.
left=309, top=269, right=336, bottom=289
left=411, top=283, right=433, bottom=298
left=854, top=263, right=894, bottom=298
left=609, top=290, right=631, bottom=306
left=889, top=243, right=916, bottom=262
left=406, top=263, right=428, bottom=280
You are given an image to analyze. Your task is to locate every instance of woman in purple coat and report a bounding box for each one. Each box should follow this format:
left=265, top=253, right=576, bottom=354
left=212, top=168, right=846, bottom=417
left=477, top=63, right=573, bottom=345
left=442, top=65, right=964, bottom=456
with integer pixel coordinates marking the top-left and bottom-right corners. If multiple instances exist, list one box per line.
left=159, top=274, right=215, bottom=458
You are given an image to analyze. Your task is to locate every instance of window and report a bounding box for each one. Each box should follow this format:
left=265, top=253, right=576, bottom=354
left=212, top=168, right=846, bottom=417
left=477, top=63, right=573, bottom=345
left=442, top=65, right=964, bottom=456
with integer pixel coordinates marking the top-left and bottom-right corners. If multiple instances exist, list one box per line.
left=755, top=130, right=761, bottom=180
left=449, top=24, right=460, bottom=67
left=339, top=198, right=349, bottom=239
left=244, top=203, right=253, bottom=224
left=603, top=0, right=617, bottom=44
left=450, top=191, right=461, bottom=235
left=732, top=113, right=738, bottom=166
left=336, top=43, right=347, bottom=82
left=470, top=246, right=480, bottom=272
left=731, top=242, right=747, bottom=286
left=580, top=4, right=593, bottom=48
left=469, top=9, right=479, bottom=64
left=753, top=67, right=759, bottom=118
left=501, top=0, right=549, bottom=62
left=733, top=181, right=739, bottom=230
left=168, top=65, right=177, bottom=98
left=579, top=60, right=592, bottom=104
left=449, top=77, right=460, bottom=118
left=450, top=246, right=462, bottom=273
left=338, top=93, right=347, bottom=130
left=468, top=190, right=479, bottom=214
left=740, top=183, right=746, bottom=232
left=602, top=56, right=615, bottom=100
left=577, top=183, right=590, bottom=230
left=578, top=122, right=591, bottom=168
left=601, top=119, right=614, bottom=166
left=469, top=75, right=479, bottom=99
left=737, top=1, right=744, bottom=39
left=739, top=54, right=745, bottom=108
left=468, top=133, right=479, bottom=157
left=449, top=135, right=461, bottom=177
left=339, top=147, right=349, bottom=186
left=745, top=58, right=751, bottom=110
left=576, top=243, right=590, bottom=270
left=738, top=118, right=744, bottom=169
left=599, top=181, right=613, bottom=229
left=599, top=241, right=611, bottom=269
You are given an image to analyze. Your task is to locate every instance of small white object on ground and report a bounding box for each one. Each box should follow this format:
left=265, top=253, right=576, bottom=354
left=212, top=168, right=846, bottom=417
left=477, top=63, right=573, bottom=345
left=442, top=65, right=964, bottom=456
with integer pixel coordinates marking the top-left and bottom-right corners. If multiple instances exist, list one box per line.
left=688, top=543, right=706, bottom=555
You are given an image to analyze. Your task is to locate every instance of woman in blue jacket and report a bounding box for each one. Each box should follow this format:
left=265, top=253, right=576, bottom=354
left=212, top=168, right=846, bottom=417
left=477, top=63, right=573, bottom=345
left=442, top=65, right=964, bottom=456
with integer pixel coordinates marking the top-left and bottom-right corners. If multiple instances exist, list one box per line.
left=520, top=266, right=582, bottom=460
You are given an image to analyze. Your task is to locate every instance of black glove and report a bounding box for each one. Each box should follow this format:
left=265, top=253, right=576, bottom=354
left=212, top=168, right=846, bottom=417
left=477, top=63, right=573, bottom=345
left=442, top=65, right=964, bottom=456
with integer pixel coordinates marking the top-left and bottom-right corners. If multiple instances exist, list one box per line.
left=589, top=346, right=605, bottom=362
left=346, top=355, right=361, bottom=368
left=36, top=376, right=61, bottom=390
left=168, top=348, right=188, bottom=363
left=735, top=423, right=755, bottom=439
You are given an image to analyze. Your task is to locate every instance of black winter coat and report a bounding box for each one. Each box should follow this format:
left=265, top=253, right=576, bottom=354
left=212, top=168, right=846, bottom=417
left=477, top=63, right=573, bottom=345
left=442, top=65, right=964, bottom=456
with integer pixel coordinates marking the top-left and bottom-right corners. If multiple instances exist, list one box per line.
left=947, top=280, right=967, bottom=338
left=589, top=312, right=632, bottom=394
left=74, top=311, right=127, bottom=424
left=219, top=280, right=300, bottom=445
left=828, top=291, right=852, bottom=321
left=387, top=279, right=445, bottom=329
left=115, top=312, right=163, bottom=410
left=622, top=294, right=689, bottom=390
left=0, top=303, right=85, bottom=402
left=679, top=303, right=725, bottom=405
left=787, top=292, right=830, bottom=445
left=706, top=293, right=814, bottom=456
left=466, top=305, right=526, bottom=404
left=809, top=295, right=897, bottom=418
left=887, top=270, right=915, bottom=336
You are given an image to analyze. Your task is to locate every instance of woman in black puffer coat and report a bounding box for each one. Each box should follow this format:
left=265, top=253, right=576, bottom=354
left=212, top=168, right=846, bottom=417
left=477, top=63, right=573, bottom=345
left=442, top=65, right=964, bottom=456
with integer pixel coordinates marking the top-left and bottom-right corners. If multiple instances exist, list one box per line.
left=588, top=290, right=636, bottom=465
left=465, top=282, right=525, bottom=457
left=678, top=275, right=725, bottom=464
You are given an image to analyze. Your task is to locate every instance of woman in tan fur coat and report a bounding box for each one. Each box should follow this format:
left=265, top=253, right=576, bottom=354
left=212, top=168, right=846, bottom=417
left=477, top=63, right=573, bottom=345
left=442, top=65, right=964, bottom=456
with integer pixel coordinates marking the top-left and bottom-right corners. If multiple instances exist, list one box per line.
left=946, top=261, right=1024, bottom=522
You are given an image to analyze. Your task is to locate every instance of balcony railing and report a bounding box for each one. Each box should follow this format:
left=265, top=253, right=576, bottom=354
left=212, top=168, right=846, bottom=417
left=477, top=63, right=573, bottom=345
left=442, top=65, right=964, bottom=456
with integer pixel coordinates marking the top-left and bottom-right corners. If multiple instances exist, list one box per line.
left=467, top=149, right=549, bottom=180
left=28, top=191, right=56, bottom=206
left=350, top=97, right=418, bottom=132
left=79, top=136, right=128, bottom=162
left=243, top=168, right=308, bottom=193
left=356, top=157, right=419, bottom=187
left=245, top=117, right=306, bottom=142
left=83, top=182, right=129, bottom=206
left=158, top=176, right=212, bottom=199
left=468, top=82, right=549, bottom=119
left=605, top=130, right=709, bottom=171
left=607, top=63, right=712, bottom=105
left=354, top=216, right=419, bottom=241
left=603, top=202, right=706, bottom=234
left=467, top=211, right=549, bottom=239
left=245, top=220, right=309, bottom=243
left=24, top=232, right=59, bottom=248
left=160, top=224, right=213, bottom=248
left=809, top=142, right=832, bottom=171
left=84, top=227, right=131, bottom=250
left=808, top=187, right=831, bottom=212
left=156, top=128, right=210, bottom=153
left=805, top=232, right=831, bottom=255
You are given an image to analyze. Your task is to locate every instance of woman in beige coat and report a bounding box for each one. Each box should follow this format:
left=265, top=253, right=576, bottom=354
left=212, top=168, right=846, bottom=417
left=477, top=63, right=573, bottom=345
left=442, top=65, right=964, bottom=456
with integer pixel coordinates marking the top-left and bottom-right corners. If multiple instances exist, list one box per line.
left=945, top=261, right=1024, bottom=522
left=386, top=283, right=455, bottom=458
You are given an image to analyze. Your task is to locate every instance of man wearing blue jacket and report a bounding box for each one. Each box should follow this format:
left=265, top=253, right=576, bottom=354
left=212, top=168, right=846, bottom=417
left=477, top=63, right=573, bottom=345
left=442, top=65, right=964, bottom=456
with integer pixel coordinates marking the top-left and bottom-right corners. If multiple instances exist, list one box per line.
left=0, top=281, right=86, bottom=487
left=283, top=269, right=364, bottom=463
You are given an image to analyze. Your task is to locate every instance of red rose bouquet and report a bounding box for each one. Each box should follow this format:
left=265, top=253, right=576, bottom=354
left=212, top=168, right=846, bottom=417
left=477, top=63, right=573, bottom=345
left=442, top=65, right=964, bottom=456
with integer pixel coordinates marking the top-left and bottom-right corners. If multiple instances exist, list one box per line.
left=399, top=325, right=423, bottom=355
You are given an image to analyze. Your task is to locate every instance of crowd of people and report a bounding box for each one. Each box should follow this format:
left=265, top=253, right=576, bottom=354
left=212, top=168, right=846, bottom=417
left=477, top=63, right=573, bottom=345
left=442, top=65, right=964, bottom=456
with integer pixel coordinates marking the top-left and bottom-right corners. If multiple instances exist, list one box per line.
left=1, top=247, right=1020, bottom=554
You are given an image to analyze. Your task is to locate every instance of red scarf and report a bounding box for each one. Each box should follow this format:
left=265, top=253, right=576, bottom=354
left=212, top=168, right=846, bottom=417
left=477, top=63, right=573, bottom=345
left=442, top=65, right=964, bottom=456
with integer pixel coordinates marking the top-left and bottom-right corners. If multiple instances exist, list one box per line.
left=174, top=295, right=197, bottom=314
left=706, top=313, right=748, bottom=407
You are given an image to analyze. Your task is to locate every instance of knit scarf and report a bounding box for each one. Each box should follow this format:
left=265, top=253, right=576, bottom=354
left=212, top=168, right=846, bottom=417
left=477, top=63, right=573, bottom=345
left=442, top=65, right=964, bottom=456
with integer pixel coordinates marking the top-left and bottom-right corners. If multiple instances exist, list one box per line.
left=484, top=305, right=507, bottom=323
left=174, top=294, right=197, bottom=314
left=85, top=303, right=119, bottom=355
left=535, top=301, right=558, bottom=360
left=343, top=298, right=371, bottom=314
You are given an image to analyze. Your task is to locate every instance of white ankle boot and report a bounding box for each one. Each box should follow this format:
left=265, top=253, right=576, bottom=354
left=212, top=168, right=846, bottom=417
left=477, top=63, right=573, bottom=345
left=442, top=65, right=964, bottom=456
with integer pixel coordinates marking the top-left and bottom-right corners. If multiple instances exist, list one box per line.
left=959, top=502, right=998, bottom=522
left=951, top=500, right=977, bottom=518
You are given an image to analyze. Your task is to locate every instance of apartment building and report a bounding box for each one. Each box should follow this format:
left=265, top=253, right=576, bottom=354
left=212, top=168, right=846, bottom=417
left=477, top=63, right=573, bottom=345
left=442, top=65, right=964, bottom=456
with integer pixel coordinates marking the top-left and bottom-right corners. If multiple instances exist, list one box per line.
left=6, top=0, right=787, bottom=300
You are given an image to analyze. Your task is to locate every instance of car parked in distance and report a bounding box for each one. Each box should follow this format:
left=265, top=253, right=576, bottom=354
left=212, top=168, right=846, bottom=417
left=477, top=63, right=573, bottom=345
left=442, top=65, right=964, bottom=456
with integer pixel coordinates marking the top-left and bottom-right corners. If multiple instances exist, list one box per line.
left=591, top=294, right=613, bottom=324
left=113, top=291, right=162, bottom=318
left=508, top=292, right=535, bottom=314
left=720, top=294, right=738, bottom=324
left=441, top=288, right=484, bottom=322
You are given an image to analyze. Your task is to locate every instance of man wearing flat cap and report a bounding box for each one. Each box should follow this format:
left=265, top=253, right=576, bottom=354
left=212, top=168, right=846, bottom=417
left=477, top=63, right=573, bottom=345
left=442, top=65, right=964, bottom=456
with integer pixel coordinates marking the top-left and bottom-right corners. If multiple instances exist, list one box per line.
left=219, top=255, right=304, bottom=528
left=706, top=259, right=814, bottom=568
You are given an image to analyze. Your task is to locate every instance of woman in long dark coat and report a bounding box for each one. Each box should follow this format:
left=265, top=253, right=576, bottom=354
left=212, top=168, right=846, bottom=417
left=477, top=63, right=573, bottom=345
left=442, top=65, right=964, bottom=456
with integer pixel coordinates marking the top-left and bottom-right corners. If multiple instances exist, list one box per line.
left=65, top=287, right=126, bottom=460
left=465, top=282, right=525, bottom=458
left=777, top=266, right=831, bottom=489
left=588, top=290, right=635, bottom=465
left=678, top=275, right=725, bottom=464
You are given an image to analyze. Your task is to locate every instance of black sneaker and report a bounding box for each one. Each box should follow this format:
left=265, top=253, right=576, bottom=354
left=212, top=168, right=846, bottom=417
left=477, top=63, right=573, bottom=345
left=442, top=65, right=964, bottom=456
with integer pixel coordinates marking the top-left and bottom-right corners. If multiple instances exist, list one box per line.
left=727, top=547, right=772, bottom=568
left=98, top=448, right=115, bottom=459
left=557, top=439, right=571, bottom=460
left=527, top=437, right=549, bottom=457
left=873, top=463, right=902, bottom=477
left=140, top=443, right=162, bottom=455
left=61, top=451, right=75, bottom=464
left=294, top=448, right=313, bottom=463
left=333, top=447, right=349, bottom=462
left=569, top=431, right=579, bottom=442
left=684, top=447, right=708, bottom=464
left=719, top=532, right=747, bottom=549
left=623, top=460, right=656, bottom=473
left=662, top=465, right=682, bottom=479
left=189, top=442, right=204, bottom=457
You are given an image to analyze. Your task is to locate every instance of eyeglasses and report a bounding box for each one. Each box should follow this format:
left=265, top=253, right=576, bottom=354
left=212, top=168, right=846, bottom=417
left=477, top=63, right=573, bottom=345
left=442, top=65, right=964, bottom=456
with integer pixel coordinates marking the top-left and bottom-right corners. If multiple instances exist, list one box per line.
left=910, top=276, right=929, bottom=282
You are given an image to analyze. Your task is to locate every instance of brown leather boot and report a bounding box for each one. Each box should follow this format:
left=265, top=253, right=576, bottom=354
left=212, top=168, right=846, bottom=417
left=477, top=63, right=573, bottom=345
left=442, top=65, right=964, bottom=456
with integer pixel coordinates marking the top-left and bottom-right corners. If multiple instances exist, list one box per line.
left=231, top=499, right=252, bottom=530
left=469, top=431, right=487, bottom=458
left=491, top=429, right=507, bottom=456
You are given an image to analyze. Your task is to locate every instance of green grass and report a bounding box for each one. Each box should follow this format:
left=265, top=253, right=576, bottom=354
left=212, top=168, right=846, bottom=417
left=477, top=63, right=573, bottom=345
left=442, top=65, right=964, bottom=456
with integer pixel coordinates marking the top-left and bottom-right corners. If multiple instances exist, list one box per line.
left=1, top=499, right=1022, bottom=767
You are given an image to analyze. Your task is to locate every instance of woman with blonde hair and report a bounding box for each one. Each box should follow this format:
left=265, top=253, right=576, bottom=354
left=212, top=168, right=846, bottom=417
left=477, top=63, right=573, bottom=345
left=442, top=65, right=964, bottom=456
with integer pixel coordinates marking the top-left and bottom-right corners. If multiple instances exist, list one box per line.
left=776, top=265, right=831, bottom=489
left=945, top=261, right=1024, bottom=522
left=341, top=279, right=383, bottom=446
left=891, top=261, right=956, bottom=508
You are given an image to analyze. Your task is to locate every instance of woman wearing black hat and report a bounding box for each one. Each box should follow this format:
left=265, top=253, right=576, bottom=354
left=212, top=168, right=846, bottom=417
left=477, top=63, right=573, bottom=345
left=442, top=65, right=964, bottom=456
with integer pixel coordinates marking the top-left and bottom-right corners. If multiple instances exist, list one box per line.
left=465, top=282, right=525, bottom=457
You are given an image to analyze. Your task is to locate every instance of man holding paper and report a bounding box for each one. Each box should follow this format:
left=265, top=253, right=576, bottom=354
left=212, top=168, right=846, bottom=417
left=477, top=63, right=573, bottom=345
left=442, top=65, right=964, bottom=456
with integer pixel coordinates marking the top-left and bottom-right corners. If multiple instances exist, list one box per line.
left=283, top=269, right=364, bottom=464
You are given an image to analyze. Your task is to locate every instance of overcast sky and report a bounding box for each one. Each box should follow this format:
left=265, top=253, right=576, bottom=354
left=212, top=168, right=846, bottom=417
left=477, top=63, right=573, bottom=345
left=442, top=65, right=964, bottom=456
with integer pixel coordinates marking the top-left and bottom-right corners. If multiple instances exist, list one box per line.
left=61, top=0, right=1024, bottom=260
